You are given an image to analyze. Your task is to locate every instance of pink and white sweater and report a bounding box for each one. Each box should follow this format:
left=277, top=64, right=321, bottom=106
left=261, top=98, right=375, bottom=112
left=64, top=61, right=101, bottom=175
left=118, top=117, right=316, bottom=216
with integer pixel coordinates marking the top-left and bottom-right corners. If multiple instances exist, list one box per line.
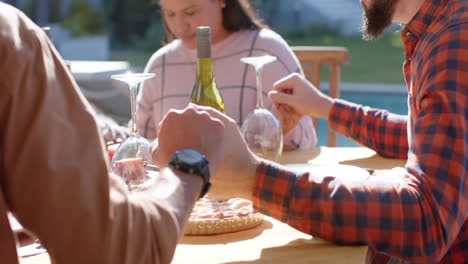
left=137, top=28, right=317, bottom=149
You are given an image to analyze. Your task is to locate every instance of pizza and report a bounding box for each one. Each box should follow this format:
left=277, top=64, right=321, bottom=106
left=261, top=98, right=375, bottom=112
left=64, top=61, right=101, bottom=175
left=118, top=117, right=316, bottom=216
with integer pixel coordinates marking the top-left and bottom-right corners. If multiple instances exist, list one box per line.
left=184, top=196, right=264, bottom=236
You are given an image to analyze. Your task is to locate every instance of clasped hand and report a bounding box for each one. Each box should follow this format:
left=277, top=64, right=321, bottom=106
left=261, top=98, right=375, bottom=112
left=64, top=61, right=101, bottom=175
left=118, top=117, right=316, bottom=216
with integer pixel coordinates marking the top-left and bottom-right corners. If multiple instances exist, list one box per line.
left=152, top=104, right=258, bottom=199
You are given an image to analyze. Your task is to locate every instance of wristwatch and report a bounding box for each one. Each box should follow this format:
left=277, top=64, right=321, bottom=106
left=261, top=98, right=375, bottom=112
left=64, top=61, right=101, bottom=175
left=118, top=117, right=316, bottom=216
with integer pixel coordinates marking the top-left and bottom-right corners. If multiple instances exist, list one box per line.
left=169, top=148, right=211, bottom=199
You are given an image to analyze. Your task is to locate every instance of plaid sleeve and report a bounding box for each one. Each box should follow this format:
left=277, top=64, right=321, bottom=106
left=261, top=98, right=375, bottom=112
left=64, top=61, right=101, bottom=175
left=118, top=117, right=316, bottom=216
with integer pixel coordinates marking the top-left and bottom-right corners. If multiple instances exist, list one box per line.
left=253, top=156, right=464, bottom=263
left=252, top=160, right=297, bottom=222
left=329, top=99, right=409, bottom=159
left=402, top=21, right=468, bottom=263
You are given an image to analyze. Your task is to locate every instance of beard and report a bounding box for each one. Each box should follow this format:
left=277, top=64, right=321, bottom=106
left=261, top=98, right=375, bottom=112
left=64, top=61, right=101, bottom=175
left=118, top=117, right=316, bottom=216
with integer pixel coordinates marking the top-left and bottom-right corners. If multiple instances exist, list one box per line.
left=360, top=0, right=397, bottom=40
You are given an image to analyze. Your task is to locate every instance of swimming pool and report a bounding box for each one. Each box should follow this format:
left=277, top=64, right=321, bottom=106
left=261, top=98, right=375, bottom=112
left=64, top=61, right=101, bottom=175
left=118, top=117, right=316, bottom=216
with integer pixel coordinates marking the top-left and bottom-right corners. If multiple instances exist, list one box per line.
left=316, top=90, right=408, bottom=147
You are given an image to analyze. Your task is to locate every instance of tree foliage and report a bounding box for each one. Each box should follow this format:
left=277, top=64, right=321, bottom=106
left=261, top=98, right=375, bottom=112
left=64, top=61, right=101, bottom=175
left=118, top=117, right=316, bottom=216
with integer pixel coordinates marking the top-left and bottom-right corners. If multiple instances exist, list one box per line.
left=61, top=0, right=105, bottom=37
left=252, top=0, right=282, bottom=26
left=104, top=0, right=160, bottom=49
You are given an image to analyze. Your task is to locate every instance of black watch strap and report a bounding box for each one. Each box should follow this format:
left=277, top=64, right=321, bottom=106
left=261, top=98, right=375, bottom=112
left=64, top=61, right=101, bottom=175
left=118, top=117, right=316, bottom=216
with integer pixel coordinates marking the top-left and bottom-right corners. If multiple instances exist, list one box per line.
left=169, top=149, right=211, bottom=199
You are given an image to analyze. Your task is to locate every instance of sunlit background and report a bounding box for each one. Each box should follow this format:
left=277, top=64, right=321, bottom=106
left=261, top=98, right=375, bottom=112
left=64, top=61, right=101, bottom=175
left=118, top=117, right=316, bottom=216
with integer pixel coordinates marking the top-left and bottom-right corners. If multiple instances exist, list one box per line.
left=2, top=0, right=408, bottom=146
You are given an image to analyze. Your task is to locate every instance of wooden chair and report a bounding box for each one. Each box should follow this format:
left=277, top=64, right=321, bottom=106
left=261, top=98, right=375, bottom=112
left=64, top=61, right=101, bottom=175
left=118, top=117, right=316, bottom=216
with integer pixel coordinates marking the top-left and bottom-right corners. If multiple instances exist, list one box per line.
left=292, top=46, right=350, bottom=147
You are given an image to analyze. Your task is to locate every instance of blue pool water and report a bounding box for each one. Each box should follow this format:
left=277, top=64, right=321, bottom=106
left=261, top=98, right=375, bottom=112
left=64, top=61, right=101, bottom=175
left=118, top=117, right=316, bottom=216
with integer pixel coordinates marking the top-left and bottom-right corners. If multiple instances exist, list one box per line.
left=316, top=91, right=408, bottom=147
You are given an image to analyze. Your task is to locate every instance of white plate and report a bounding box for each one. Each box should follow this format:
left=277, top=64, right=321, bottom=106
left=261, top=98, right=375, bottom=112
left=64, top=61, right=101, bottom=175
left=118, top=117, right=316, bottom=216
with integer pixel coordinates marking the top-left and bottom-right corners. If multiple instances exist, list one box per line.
left=285, top=163, right=370, bottom=182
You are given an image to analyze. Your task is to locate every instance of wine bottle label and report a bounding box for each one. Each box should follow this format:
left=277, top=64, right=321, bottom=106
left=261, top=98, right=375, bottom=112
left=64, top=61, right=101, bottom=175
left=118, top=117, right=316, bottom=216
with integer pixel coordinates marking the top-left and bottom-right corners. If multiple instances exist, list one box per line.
left=197, top=27, right=211, bottom=58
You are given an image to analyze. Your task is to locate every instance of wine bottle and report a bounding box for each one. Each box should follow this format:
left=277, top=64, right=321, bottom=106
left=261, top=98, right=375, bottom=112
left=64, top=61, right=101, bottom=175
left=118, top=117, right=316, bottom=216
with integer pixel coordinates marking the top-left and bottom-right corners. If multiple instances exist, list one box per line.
left=190, top=26, right=225, bottom=112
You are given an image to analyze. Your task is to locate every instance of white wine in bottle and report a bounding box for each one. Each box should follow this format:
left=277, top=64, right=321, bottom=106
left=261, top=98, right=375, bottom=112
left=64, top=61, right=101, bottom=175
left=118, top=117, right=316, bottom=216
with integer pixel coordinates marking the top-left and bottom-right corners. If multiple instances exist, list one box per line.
left=190, top=26, right=225, bottom=112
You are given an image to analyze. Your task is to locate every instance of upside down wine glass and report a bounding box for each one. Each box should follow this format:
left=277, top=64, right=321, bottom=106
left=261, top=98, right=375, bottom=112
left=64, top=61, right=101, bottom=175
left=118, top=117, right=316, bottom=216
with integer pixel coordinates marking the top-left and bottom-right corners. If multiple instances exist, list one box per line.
left=240, top=55, right=283, bottom=161
left=110, top=73, right=156, bottom=192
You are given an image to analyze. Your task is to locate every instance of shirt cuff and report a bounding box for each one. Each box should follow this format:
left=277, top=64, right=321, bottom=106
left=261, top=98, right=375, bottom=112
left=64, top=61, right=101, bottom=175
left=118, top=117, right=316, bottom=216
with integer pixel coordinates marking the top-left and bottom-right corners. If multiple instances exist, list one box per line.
left=252, top=159, right=296, bottom=222
left=328, top=98, right=358, bottom=133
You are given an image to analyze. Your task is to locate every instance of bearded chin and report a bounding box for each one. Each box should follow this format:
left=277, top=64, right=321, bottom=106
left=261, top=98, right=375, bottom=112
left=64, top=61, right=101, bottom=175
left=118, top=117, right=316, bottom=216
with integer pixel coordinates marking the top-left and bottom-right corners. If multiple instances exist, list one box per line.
left=360, top=1, right=395, bottom=40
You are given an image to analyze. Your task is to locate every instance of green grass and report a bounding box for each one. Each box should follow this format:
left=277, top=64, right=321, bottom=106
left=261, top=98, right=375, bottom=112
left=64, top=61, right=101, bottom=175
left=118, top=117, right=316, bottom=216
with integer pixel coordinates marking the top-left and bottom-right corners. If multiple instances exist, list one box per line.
left=283, top=29, right=406, bottom=84
left=110, top=29, right=407, bottom=84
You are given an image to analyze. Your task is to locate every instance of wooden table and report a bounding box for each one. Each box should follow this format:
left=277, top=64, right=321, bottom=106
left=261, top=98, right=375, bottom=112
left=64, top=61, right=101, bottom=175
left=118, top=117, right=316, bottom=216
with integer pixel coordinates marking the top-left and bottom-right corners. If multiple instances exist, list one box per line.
left=21, top=147, right=406, bottom=264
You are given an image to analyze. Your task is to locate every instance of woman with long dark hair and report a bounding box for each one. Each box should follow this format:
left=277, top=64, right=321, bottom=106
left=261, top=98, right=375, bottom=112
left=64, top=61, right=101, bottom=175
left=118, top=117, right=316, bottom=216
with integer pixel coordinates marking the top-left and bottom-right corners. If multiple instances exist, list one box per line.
left=138, top=0, right=317, bottom=150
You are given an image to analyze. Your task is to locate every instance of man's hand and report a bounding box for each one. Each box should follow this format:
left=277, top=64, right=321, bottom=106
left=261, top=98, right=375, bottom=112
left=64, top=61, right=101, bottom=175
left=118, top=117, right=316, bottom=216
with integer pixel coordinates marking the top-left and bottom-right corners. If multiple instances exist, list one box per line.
left=151, top=105, right=225, bottom=175
left=153, top=104, right=259, bottom=200
left=271, top=102, right=302, bottom=136
left=269, top=73, right=334, bottom=120
left=190, top=104, right=259, bottom=199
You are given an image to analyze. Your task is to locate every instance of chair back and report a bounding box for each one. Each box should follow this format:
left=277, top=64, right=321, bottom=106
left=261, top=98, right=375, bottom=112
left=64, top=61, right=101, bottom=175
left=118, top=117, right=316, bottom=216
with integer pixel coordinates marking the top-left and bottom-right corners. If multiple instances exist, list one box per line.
left=292, top=46, right=349, bottom=147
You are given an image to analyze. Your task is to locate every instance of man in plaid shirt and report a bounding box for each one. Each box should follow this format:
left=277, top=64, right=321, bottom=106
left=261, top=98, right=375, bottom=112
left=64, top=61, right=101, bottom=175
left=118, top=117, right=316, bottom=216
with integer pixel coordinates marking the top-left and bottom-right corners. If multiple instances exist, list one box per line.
left=266, top=0, right=468, bottom=263
left=157, top=0, right=467, bottom=263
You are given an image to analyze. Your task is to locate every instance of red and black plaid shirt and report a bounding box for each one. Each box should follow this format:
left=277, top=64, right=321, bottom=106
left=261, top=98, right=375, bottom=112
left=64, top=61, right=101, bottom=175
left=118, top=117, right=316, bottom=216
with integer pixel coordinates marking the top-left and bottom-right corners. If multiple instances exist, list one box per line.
left=252, top=0, right=468, bottom=263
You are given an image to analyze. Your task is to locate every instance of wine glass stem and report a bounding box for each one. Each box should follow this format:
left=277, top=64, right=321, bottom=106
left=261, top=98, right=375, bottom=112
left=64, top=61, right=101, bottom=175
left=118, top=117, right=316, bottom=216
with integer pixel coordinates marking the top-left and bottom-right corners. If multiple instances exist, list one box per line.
left=130, top=83, right=138, bottom=136
left=256, top=67, right=264, bottom=109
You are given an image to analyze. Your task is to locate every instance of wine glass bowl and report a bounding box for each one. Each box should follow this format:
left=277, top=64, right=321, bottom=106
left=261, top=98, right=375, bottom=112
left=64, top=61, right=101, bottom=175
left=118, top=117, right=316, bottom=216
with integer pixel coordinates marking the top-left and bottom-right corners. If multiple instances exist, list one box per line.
left=111, top=136, right=154, bottom=191
left=240, top=55, right=283, bottom=161
left=242, top=108, right=283, bottom=160
left=110, top=73, right=156, bottom=192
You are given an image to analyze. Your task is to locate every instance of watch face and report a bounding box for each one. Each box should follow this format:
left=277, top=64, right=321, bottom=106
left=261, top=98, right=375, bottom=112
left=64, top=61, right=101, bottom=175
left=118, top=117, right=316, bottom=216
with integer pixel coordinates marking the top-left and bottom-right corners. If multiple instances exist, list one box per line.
left=171, top=148, right=211, bottom=198
left=178, top=148, right=203, bottom=166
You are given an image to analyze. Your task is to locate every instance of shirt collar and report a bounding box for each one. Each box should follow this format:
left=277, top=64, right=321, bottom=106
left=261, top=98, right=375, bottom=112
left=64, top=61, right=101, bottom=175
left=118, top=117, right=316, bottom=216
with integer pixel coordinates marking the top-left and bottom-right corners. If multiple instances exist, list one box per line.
left=403, top=0, right=447, bottom=40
